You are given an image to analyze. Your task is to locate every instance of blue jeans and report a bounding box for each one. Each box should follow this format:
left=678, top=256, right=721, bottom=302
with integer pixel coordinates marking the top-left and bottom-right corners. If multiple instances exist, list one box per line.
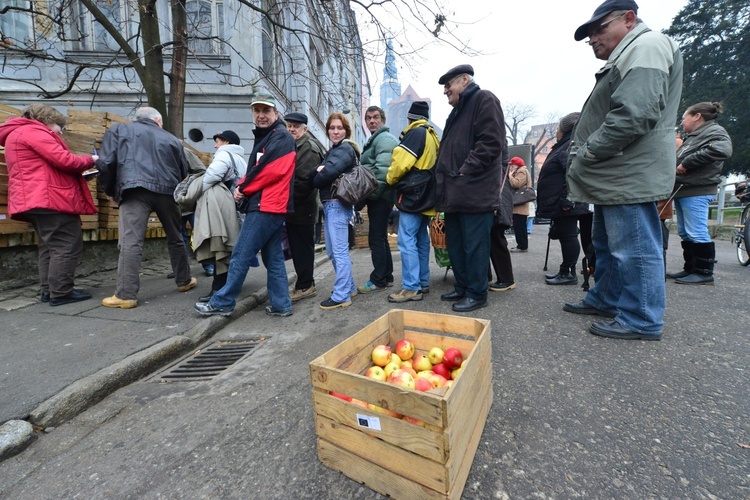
left=324, top=200, right=355, bottom=302
left=675, top=194, right=715, bottom=243
left=445, top=212, right=494, bottom=301
left=210, top=211, right=291, bottom=312
left=397, top=212, right=430, bottom=290
left=585, top=204, right=665, bottom=334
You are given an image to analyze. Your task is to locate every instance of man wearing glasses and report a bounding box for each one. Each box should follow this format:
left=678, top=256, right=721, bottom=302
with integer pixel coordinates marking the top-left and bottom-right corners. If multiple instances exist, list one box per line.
left=564, top=0, right=683, bottom=340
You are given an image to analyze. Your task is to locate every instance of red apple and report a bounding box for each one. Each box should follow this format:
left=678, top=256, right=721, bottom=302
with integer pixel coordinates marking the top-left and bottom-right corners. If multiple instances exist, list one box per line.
left=427, top=347, right=444, bottom=365
left=401, top=366, right=417, bottom=378
left=401, top=359, right=413, bottom=371
left=394, top=339, right=415, bottom=360
left=371, top=345, right=392, bottom=367
left=329, top=391, right=352, bottom=402
left=387, top=369, right=415, bottom=389
left=367, top=403, right=402, bottom=418
left=413, top=354, right=433, bottom=372
left=383, top=361, right=400, bottom=379
left=432, top=363, right=451, bottom=379
left=442, top=347, right=464, bottom=370
left=414, top=377, right=434, bottom=392
left=365, top=365, right=386, bottom=381
left=428, top=373, right=448, bottom=388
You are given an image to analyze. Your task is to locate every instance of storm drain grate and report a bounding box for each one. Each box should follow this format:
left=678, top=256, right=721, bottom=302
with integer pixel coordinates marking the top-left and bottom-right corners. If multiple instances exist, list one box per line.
left=160, top=340, right=262, bottom=382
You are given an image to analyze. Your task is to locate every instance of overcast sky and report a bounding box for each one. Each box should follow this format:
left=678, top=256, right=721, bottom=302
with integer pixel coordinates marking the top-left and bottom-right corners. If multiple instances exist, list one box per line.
left=368, top=0, right=689, bottom=130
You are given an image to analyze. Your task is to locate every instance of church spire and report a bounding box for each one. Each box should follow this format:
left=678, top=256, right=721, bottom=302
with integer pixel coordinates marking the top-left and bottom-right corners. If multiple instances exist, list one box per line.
left=380, top=39, right=401, bottom=110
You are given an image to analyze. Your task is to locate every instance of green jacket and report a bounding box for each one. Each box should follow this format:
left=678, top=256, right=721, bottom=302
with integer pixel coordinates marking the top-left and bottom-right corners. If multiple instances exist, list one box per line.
left=567, top=23, right=683, bottom=205
left=361, top=125, right=398, bottom=201
left=288, top=132, right=326, bottom=224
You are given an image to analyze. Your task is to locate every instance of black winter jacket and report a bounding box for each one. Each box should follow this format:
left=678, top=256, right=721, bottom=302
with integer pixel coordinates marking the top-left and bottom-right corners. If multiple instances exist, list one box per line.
left=536, top=133, right=590, bottom=219
left=435, top=83, right=505, bottom=213
left=309, top=140, right=359, bottom=203
left=99, top=118, right=188, bottom=202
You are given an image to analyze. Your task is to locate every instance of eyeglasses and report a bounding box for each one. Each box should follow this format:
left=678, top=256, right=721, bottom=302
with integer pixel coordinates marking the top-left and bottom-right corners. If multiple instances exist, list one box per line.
left=587, top=12, right=626, bottom=39
left=443, top=74, right=464, bottom=89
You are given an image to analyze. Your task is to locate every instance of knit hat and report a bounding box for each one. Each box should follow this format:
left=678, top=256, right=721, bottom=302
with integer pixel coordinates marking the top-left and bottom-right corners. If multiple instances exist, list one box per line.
left=509, top=157, right=525, bottom=167
left=558, top=112, right=581, bottom=135
left=438, top=64, right=474, bottom=85
left=407, top=101, right=430, bottom=121
left=212, top=130, right=240, bottom=145
left=574, top=0, right=638, bottom=41
left=284, top=112, right=308, bottom=125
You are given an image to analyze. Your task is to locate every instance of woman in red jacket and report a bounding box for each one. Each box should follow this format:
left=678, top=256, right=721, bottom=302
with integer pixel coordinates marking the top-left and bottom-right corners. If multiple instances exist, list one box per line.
left=0, top=104, right=98, bottom=305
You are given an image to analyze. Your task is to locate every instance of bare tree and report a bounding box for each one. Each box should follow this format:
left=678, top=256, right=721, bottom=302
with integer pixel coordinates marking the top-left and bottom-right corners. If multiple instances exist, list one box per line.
left=504, top=102, right=536, bottom=145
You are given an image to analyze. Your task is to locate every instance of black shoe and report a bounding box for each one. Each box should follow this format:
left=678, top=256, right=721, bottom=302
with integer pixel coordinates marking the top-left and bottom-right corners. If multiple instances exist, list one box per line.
left=666, top=269, right=691, bottom=279
left=40, top=292, right=50, bottom=303
left=440, top=290, right=465, bottom=302
left=489, top=281, right=515, bottom=292
left=563, top=300, right=618, bottom=318
left=167, top=272, right=175, bottom=279
left=198, top=291, right=215, bottom=303
left=546, top=274, right=578, bottom=285
left=49, top=289, right=92, bottom=306
left=589, top=320, right=661, bottom=341
left=265, top=305, right=293, bottom=317
left=544, top=271, right=560, bottom=280
left=452, top=297, right=487, bottom=312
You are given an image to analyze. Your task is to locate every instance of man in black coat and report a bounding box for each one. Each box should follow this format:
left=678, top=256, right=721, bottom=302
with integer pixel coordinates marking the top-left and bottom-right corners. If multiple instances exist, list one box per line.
left=435, top=64, right=506, bottom=312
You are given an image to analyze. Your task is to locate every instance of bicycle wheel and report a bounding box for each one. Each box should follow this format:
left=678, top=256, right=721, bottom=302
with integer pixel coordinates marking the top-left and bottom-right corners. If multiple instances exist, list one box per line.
left=738, top=204, right=750, bottom=266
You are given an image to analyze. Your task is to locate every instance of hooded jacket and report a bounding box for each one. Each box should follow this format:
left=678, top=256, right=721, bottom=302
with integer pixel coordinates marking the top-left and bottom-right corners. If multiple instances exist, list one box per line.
left=98, top=118, right=189, bottom=202
left=361, top=125, right=398, bottom=201
left=567, top=23, right=683, bottom=205
left=310, top=139, right=360, bottom=203
left=288, top=132, right=326, bottom=225
left=0, top=117, right=96, bottom=219
left=236, top=120, right=296, bottom=214
left=435, top=83, right=505, bottom=213
left=536, top=132, right=590, bottom=219
left=673, top=120, right=733, bottom=198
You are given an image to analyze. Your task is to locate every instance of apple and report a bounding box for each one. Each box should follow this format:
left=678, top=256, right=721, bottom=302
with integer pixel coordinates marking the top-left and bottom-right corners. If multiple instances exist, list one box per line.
left=415, top=370, right=434, bottom=379
left=413, top=354, right=433, bottom=372
left=428, top=373, right=448, bottom=388
left=394, top=339, right=415, bottom=360
left=414, top=377, right=434, bottom=392
left=367, top=403, right=402, bottom=418
left=387, top=369, right=415, bottom=389
left=442, top=347, right=464, bottom=370
left=445, top=380, right=453, bottom=389
left=451, top=367, right=462, bottom=380
left=371, top=345, right=392, bottom=367
left=401, top=366, right=417, bottom=378
left=390, top=353, right=403, bottom=367
left=432, top=362, right=451, bottom=379
left=383, top=361, right=401, bottom=379
left=365, top=365, right=386, bottom=381
left=402, top=415, right=426, bottom=427
left=350, top=398, right=369, bottom=408
left=329, top=391, right=352, bottom=402
left=428, top=347, right=444, bottom=365
left=401, top=359, right=413, bottom=371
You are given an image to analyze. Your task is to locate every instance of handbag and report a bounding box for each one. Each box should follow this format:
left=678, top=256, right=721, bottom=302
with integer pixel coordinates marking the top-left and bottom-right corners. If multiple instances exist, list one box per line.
left=512, top=186, right=536, bottom=206
left=394, top=168, right=435, bottom=213
left=331, top=155, right=378, bottom=206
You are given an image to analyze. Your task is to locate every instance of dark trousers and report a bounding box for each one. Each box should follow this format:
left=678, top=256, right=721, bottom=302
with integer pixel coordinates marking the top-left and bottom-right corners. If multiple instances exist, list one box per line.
left=512, top=214, right=529, bottom=249
left=445, top=211, right=494, bottom=301
left=26, top=213, right=83, bottom=298
left=578, top=211, right=595, bottom=269
left=552, top=216, right=581, bottom=266
left=489, top=223, right=514, bottom=284
left=365, top=197, right=394, bottom=286
left=286, top=221, right=315, bottom=290
left=115, top=188, right=191, bottom=299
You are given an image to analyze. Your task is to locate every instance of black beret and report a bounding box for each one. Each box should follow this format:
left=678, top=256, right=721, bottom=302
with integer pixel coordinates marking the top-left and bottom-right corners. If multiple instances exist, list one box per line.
left=438, top=64, right=474, bottom=85
left=574, top=0, right=638, bottom=41
left=284, top=112, right=308, bottom=125
left=212, top=130, right=240, bottom=145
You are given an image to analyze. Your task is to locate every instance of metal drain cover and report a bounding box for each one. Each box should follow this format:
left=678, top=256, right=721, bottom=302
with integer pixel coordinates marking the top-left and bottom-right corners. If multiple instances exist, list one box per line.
left=160, top=339, right=262, bottom=382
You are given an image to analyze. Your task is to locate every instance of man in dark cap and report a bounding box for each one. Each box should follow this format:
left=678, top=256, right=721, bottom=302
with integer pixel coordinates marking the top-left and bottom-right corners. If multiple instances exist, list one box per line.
left=564, top=0, right=683, bottom=340
left=385, top=101, right=440, bottom=303
left=435, top=65, right=506, bottom=312
left=284, top=112, right=326, bottom=303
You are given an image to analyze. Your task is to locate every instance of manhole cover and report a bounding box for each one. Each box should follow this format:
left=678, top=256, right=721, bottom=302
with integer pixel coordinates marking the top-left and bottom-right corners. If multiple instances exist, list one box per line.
left=160, top=340, right=262, bottom=382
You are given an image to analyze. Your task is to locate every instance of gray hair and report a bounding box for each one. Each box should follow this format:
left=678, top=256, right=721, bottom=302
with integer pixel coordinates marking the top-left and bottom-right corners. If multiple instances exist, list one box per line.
left=135, top=107, right=162, bottom=122
left=466, top=74, right=475, bottom=84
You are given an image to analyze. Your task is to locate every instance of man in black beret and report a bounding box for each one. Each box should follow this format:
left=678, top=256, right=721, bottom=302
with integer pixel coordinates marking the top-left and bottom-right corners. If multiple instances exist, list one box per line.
left=284, top=112, right=327, bottom=303
left=434, top=65, right=506, bottom=313
left=564, top=0, right=683, bottom=340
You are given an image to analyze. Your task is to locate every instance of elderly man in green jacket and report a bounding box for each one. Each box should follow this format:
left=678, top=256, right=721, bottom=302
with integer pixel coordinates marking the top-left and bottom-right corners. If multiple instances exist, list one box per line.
left=564, top=0, right=683, bottom=341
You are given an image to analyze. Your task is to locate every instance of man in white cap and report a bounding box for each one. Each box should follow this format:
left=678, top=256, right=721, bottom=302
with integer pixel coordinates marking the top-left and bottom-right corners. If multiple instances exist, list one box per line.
left=564, top=0, right=683, bottom=340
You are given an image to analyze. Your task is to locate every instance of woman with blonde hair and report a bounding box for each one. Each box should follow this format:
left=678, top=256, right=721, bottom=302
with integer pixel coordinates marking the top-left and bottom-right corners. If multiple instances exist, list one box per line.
left=0, top=104, right=98, bottom=305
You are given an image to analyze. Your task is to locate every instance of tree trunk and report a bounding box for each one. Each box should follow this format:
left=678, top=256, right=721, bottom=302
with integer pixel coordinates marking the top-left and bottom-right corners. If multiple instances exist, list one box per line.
left=168, top=0, right=188, bottom=138
left=138, top=0, right=168, bottom=126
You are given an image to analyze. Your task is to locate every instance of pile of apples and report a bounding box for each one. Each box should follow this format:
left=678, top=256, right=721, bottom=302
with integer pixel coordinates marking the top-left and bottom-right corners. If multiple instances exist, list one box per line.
left=329, top=339, right=465, bottom=425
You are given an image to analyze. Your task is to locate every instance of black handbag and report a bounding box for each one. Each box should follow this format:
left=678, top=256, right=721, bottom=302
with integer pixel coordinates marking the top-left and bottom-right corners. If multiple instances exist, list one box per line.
left=331, top=155, right=378, bottom=206
left=394, top=168, right=435, bottom=213
left=512, top=187, right=536, bottom=206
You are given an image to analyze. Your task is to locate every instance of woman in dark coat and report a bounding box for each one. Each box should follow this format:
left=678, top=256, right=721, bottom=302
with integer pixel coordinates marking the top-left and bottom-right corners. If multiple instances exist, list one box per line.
left=536, top=112, right=590, bottom=285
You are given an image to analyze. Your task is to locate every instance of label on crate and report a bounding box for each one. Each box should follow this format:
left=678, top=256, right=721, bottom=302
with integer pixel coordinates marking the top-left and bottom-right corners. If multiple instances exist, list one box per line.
left=355, top=414, right=381, bottom=431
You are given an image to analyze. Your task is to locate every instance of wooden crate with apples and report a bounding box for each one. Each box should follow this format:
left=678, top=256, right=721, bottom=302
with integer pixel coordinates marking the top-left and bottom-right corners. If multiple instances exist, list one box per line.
left=309, top=309, right=492, bottom=500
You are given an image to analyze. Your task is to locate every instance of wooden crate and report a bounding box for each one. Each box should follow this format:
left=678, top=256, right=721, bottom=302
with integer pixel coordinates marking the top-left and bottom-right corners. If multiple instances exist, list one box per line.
left=309, top=309, right=492, bottom=500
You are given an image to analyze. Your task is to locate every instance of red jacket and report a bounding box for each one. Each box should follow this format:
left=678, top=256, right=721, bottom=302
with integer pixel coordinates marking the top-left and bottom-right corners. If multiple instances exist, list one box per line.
left=0, top=117, right=96, bottom=219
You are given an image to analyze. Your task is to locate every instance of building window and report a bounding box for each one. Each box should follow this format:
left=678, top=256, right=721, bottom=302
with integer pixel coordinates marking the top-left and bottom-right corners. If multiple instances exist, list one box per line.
left=1, top=0, right=34, bottom=48
left=70, top=0, right=126, bottom=51
left=187, top=0, right=225, bottom=55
